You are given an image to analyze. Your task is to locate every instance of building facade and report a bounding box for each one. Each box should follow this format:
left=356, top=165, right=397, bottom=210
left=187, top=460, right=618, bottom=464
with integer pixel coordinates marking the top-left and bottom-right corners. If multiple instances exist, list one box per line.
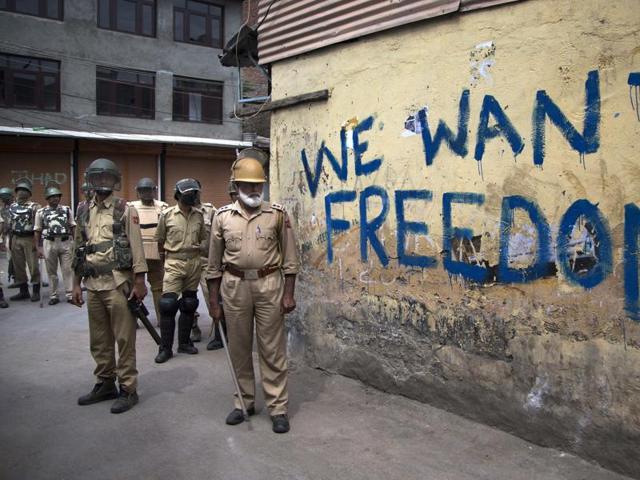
left=0, top=0, right=249, bottom=206
left=261, top=0, right=640, bottom=476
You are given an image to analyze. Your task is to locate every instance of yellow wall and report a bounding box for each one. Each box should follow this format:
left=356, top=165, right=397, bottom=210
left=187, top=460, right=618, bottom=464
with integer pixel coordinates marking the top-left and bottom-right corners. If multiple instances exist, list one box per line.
left=269, top=0, right=639, bottom=474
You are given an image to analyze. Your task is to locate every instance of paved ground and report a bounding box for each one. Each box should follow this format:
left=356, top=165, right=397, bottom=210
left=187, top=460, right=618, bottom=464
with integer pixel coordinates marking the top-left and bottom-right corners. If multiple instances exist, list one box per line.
left=0, top=267, right=633, bottom=480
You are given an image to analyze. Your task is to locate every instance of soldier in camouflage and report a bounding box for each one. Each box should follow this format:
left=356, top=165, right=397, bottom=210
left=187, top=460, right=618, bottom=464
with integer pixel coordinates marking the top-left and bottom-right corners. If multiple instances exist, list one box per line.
left=34, top=183, right=76, bottom=305
left=8, top=178, right=41, bottom=302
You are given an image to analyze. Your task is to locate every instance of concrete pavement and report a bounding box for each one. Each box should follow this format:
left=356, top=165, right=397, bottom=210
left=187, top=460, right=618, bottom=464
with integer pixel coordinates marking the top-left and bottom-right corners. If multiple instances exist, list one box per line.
left=0, top=278, right=633, bottom=480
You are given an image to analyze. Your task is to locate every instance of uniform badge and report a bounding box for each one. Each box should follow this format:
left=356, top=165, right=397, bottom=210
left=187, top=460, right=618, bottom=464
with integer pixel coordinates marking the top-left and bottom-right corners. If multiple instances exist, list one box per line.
left=133, top=216, right=139, bottom=225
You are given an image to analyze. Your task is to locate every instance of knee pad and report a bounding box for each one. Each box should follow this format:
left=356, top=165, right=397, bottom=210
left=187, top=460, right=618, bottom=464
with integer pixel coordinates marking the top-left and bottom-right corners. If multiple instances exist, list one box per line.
left=159, top=293, right=179, bottom=316
left=179, top=290, right=199, bottom=313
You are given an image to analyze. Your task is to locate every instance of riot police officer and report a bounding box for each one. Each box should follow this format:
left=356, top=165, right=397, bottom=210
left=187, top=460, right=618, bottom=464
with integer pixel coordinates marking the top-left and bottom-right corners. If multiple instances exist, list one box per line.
left=129, top=178, right=168, bottom=324
left=34, top=183, right=75, bottom=305
left=154, top=178, right=206, bottom=363
left=8, top=178, right=41, bottom=302
left=206, top=157, right=299, bottom=434
left=72, top=158, right=148, bottom=414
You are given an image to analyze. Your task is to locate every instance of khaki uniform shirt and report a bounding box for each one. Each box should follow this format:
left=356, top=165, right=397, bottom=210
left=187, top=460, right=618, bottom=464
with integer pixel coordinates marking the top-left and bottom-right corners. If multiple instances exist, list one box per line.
left=73, top=195, right=148, bottom=291
left=206, top=201, right=299, bottom=280
left=155, top=205, right=206, bottom=254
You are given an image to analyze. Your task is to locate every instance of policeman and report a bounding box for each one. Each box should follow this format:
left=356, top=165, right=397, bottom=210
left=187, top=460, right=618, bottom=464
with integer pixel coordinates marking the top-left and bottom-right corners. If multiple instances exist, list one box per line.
left=34, top=183, right=75, bottom=305
left=154, top=178, right=206, bottom=363
left=75, top=182, right=93, bottom=220
left=206, top=157, right=299, bottom=434
left=191, top=185, right=214, bottom=343
left=72, top=158, right=148, bottom=414
left=8, top=178, right=41, bottom=302
left=128, top=178, right=168, bottom=325
left=0, top=187, right=14, bottom=296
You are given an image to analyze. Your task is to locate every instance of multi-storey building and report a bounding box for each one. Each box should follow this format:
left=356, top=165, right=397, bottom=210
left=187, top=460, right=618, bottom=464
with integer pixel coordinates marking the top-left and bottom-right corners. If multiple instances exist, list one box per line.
left=0, top=0, right=250, bottom=207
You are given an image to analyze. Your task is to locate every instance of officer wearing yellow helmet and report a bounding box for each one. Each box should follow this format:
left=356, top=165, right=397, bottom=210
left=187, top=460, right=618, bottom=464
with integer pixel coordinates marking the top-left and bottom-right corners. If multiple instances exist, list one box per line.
left=206, top=155, right=299, bottom=434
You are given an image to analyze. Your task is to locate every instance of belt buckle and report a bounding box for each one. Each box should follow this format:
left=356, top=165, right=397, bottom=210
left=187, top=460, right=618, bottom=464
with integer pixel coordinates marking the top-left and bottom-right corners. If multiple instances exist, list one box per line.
left=244, top=269, right=259, bottom=280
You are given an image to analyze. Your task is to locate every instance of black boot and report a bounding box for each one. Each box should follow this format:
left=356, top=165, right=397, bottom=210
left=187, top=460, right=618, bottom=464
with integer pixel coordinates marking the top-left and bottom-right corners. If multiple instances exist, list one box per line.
left=154, top=347, right=173, bottom=363
left=271, top=414, right=290, bottom=434
left=10, top=284, right=29, bottom=301
left=30, top=283, right=40, bottom=302
left=110, top=388, right=138, bottom=414
left=207, top=318, right=227, bottom=351
left=0, top=288, right=8, bottom=308
left=156, top=312, right=176, bottom=363
left=225, top=406, right=256, bottom=425
left=178, top=313, right=198, bottom=354
left=78, top=379, right=118, bottom=405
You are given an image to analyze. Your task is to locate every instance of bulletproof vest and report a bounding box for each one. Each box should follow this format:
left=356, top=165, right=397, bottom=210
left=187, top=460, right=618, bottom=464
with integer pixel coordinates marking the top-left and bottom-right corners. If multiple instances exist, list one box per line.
left=9, top=202, right=36, bottom=233
left=131, top=200, right=164, bottom=260
left=41, top=206, right=72, bottom=236
left=76, top=197, right=132, bottom=273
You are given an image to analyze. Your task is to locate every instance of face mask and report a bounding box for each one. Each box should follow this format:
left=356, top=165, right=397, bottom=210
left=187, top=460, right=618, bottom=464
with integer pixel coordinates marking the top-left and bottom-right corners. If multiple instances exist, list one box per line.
left=181, top=192, right=198, bottom=206
left=238, top=190, right=263, bottom=208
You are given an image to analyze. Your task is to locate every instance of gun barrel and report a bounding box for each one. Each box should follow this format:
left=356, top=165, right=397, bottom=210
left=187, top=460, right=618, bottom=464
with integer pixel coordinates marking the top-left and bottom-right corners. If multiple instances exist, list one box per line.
left=128, top=299, right=162, bottom=345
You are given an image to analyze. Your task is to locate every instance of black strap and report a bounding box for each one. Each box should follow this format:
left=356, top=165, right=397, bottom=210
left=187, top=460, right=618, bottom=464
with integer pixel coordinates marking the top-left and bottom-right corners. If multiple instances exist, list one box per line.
left=139, top=223, right=158, bottom=229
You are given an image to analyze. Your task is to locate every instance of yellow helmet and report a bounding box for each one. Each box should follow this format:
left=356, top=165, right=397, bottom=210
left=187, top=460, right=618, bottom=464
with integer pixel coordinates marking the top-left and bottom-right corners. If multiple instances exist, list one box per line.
left=231, top=157, right=266, bottom=183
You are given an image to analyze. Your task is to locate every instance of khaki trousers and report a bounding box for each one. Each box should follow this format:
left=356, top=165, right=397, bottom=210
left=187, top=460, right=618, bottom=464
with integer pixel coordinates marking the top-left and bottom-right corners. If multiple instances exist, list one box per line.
left=43, top=238, right=73, bottom=299
left=11, top=235, right=40, bottom=284
left=220, top=270, right=288, bottom=416
left=146, top=259, right=164, bottom=323
left=163, top=257, right=201, bottom=294
left=87, top=283, right=138, bottom=392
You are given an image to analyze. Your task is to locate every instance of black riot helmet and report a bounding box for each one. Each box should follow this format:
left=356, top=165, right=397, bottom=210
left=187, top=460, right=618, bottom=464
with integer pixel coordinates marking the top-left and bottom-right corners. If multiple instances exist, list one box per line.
left=85, top=158, right=121, bottom=193
left=136, top=177, right=157, bottom=191
left=174, top=178, right=200, bottom=206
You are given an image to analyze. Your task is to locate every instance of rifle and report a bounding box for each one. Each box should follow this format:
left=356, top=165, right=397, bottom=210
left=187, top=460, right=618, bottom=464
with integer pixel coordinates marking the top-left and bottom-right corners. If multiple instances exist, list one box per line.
left=38, top=257, right=44, bottom=308
left=127, top=297, right=162, bottom=345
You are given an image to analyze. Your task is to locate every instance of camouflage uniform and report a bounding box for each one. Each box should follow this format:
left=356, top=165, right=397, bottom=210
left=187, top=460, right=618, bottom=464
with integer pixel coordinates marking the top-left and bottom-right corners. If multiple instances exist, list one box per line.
left=9, top=199, right=41, bottom=288
left=35, top=204, right=75, bottom=301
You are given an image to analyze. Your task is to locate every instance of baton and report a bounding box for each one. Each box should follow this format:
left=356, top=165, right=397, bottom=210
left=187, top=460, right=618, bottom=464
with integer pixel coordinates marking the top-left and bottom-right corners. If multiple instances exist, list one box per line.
left=127, top=297, right=162, bottom=345
left=218, top=320, right=250, bottom=422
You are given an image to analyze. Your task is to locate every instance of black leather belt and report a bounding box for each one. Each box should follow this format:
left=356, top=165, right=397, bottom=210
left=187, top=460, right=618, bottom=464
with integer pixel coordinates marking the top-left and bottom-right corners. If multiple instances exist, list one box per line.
left=12, top=232, right=34, bottom=237
left=45, top=235, right=70, bottom=241
left=139, top=223, right=158, bottom=229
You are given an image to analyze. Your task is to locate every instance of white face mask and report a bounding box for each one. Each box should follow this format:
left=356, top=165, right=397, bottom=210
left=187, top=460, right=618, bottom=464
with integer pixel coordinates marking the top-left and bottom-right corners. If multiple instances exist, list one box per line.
left=238, top=189, right=263, bottom=208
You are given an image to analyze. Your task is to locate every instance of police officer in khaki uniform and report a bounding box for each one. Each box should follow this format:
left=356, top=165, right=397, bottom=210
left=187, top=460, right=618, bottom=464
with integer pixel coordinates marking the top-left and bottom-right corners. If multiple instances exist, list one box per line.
left=129, top=178, right=168, bottom=324
left=34, top=183, right=76, bottom=305
left=206, top=157, right=298, bottom=434
left=154, top=178, right=206, bottom=364
left=72, top=158, right=148, bottom=414
left=8, top=178, right=41, bottom=302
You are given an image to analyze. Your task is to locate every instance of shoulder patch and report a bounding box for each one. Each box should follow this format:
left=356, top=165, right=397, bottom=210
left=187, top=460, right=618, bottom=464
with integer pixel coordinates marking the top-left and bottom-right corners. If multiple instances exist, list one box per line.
left=215, top=204, right=233, bottom=215
left=271, top=203, right=286, bottom=212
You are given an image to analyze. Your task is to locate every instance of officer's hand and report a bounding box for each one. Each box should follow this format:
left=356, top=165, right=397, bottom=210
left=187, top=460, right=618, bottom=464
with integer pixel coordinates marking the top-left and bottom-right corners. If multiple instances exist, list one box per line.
left=129, top=277, right=147, bottom=301
left=37, top=247, right=45, bottom=259
left=71, top=285, right=84, bottom=307
left=281, top=295, right=296, bottom=314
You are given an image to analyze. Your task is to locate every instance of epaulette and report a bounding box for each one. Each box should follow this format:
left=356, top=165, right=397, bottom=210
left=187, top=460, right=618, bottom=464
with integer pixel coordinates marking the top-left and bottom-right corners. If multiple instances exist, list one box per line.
left=271, top=203, right=286, bottom=212
left=215, top=204, right=233, bottom=215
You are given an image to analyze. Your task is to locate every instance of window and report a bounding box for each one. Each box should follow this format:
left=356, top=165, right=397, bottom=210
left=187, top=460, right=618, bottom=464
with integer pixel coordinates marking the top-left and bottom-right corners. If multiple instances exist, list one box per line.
left=96, top=66, right=155, bottom=119
left=0, top=0, right=63, bottom=20
left=174, top=0, right=223, bottom=48
left=97, top=0, right=156, bottom=37
left=0, top=53, right=60, bottom=111
left=173, top=76, right=222, bottom=124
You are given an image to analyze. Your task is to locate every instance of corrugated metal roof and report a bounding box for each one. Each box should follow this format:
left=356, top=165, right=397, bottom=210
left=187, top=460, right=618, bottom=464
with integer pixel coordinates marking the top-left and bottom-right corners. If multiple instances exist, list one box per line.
left=257, top=0, right=522, bottom=64
left=0, top=126, right=252, bottom=148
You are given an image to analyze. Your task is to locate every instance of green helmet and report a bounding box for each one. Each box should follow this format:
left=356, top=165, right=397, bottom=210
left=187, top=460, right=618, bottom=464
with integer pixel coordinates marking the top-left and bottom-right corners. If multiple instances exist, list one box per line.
left=85, top=158, right=121, bottom=193
left=45, top=186, right=62, bottom=199
left=136, top=177, right=156, bottom=190
left=14, top=177, right=33, bottom=193
left=0, top=187, right=12, bottom=200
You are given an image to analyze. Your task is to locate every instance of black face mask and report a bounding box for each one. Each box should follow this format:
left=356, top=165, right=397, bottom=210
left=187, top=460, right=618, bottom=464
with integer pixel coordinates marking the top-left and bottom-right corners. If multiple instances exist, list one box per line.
left=181, top=192, right=198, bottom=206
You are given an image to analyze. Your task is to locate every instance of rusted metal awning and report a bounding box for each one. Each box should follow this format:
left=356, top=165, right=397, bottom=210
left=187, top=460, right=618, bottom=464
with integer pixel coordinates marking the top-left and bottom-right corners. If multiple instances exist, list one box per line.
left=257, top=0, right=523, bottom=65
